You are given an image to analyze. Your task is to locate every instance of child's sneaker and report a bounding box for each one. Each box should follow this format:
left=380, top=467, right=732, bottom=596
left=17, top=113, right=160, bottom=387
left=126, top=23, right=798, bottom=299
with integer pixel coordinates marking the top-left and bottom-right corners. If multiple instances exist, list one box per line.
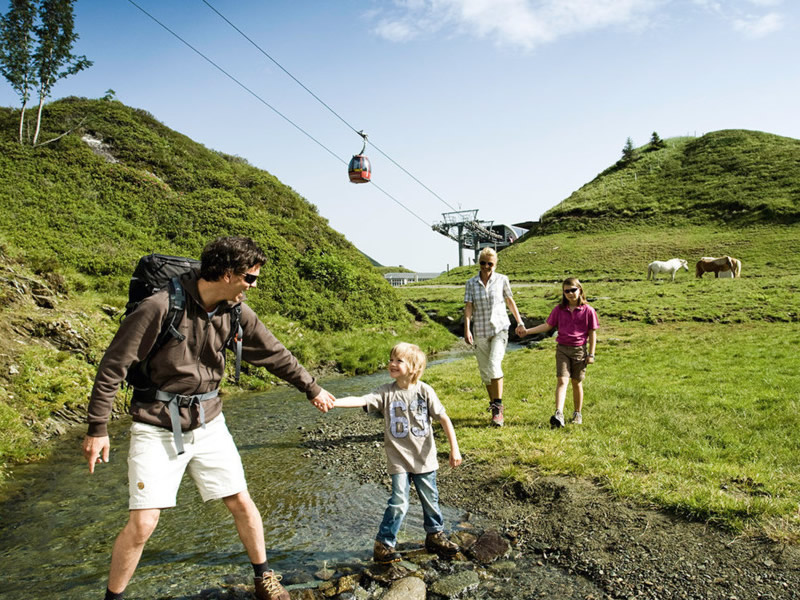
left=571, top=411, right=583, bottom=425
left=253, top=570, right=289, bottom=600
left=425, top=531, right=460, bottom=556
left=489, top=401, right=504, bottom=427
left=550, top=410, right=565, bottom=429
left=373, top=540, right=401, bottom=564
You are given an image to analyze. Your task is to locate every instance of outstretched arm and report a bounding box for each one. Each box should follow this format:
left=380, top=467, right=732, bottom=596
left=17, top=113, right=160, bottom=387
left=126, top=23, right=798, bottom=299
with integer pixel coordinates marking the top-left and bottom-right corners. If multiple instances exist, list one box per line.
left=333, top=396, right=368, bottom=408
left=505, top=296, right=525, bottom=337
left=520, top=322, right=554, bottom=338
left=439, top=414, right=462, bottom=468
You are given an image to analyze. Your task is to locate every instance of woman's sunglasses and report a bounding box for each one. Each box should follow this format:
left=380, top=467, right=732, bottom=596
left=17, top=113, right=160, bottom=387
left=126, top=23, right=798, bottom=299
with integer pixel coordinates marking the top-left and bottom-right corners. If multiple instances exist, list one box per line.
left=479, top=261, right=494, bottom=267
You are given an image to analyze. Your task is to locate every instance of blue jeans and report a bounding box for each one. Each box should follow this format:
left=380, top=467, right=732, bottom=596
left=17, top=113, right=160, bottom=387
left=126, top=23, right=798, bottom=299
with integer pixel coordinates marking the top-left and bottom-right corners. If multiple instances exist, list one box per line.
left=376, top=471, right=444, bottom=548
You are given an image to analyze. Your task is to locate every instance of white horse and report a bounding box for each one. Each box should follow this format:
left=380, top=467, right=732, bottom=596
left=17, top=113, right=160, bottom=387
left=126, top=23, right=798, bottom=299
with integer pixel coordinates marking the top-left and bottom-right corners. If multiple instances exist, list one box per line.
left=647, top=258, right=689, bottom=281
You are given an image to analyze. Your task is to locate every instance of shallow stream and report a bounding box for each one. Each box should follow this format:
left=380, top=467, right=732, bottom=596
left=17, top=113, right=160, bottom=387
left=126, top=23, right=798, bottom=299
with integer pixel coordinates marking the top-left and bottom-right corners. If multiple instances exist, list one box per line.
left=0, top=345, right=604, bottom=600
left=0, top=368, right=471, bottom=599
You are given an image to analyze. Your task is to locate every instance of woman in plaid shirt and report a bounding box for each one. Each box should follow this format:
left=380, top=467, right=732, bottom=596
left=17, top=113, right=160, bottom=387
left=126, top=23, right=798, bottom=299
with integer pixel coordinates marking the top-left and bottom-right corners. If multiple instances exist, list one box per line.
left=463, top=248, right=525, bottom=427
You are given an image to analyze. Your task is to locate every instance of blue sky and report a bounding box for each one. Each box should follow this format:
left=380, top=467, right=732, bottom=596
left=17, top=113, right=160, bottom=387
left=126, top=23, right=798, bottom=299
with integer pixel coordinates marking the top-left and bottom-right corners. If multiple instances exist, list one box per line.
left=2, top=0, right=798, bottom=272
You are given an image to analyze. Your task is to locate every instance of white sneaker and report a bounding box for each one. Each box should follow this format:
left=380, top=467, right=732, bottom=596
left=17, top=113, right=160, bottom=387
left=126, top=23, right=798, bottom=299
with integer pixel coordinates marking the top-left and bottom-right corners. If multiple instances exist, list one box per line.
left=571, top=411, right=583, bottom=425
left=550, top=411, right=565, bottom=429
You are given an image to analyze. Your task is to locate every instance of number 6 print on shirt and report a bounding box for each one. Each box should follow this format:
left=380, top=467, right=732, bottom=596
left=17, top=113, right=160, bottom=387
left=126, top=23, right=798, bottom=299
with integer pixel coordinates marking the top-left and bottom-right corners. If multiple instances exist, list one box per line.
left=389, top=396, right=430, bottom=439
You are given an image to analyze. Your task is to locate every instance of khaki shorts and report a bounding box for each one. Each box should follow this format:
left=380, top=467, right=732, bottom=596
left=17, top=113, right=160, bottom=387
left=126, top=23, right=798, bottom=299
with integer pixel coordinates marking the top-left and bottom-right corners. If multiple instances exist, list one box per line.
left=127, top=413, right=247, bottom=510
left=556, top=344, right=588, bottom=382
left=474, top=330, right=508, bottom=385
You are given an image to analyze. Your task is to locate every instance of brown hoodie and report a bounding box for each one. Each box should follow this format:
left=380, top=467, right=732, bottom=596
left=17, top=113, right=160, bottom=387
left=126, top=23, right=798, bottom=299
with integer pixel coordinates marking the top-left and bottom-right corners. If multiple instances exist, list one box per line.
left=87, top=270, right=321, bottom=437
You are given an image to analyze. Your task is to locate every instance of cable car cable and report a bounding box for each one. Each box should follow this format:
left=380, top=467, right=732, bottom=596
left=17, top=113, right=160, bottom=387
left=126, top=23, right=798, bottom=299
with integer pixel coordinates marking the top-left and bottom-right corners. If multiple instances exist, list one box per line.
left=200, top=0, right=360, bottom=138
left=126, top=0, right=342, bottom=165
left=200, top=0, right=460, bottom=213
left=125, top=0, right=431, bottom=228
left=370, top=181, right=432, bottom=228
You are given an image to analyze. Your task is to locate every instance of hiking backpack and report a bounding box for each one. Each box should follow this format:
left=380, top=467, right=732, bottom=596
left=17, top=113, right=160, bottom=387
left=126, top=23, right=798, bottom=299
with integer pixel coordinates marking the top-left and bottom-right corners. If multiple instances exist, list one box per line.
left=124, top=253, right=243, bottom=390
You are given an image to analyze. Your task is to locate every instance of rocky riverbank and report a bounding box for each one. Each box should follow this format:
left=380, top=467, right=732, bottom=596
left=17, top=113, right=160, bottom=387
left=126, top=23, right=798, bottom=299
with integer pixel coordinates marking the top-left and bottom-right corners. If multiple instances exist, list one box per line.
left=282, top=408, right=800, bottom=600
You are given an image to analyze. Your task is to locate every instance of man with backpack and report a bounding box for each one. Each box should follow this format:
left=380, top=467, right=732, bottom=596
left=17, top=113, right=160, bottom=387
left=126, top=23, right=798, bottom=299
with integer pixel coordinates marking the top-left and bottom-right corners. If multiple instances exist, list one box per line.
left=82, top=236, right=335, bottom=600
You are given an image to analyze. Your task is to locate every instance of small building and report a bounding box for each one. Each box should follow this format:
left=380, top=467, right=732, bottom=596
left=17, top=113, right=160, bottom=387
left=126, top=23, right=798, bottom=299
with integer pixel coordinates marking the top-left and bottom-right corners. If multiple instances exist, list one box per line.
left=383, top=272, right=442, bottom=287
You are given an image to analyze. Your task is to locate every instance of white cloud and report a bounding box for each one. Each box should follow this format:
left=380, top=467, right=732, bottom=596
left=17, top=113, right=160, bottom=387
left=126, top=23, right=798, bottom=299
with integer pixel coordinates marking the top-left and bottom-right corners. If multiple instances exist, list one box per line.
left=371, top=0, right=665, bottom=50
left=373, top=19, right=419, bottom=42
left=372, top=0, right=788, bottom=47
left=732, top=11, right=784, bottom=37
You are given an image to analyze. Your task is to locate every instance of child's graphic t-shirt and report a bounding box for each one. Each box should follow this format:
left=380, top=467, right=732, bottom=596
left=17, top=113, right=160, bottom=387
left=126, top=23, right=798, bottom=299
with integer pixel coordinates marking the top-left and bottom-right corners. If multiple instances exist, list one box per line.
left=362, top=381, right=447, bottom=474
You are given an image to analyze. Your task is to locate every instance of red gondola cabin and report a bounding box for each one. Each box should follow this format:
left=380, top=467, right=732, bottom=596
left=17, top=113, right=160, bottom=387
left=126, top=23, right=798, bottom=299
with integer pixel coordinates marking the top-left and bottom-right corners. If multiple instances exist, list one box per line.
left=348, top=154, right=371, bottom=183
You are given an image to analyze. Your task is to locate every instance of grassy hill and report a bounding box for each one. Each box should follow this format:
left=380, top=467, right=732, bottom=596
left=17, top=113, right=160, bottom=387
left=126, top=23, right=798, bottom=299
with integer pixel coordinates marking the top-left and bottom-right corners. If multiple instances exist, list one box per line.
left=0, top=97, right=452, bottom=480
left=396, top=130, right=800, bottom=538
left=534, top=129, right=800, bottom=231
left=0, top=97, right=407, bottom=331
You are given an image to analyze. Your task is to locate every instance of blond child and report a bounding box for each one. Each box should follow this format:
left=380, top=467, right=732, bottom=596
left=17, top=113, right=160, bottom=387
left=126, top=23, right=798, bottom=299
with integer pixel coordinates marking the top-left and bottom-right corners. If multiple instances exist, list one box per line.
left=334, top=342, right=462, bottom=563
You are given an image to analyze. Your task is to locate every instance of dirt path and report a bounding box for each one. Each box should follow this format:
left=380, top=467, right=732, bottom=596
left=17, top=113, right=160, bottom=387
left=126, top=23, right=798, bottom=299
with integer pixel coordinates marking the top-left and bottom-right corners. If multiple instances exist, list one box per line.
left=303, top=410, right=800, bottom=600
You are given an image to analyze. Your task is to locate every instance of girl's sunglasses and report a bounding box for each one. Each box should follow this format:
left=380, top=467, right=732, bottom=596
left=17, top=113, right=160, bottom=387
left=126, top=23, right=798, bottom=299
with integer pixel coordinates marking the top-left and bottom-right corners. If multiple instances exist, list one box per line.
left=563, top=287, right=579, bottom=293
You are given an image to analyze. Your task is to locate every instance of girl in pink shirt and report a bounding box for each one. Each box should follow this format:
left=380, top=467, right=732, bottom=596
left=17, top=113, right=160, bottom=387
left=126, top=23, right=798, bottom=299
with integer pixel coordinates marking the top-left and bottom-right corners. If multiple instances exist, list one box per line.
left=520, top=278, right=598, bottom=428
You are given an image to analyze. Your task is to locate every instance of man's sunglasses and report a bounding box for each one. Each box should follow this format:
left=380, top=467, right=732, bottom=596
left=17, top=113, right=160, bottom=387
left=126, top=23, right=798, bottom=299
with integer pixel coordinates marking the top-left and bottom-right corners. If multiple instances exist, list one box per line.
left=243, top=273, right=258, bottom=284
left=479, top=261, right=494, bottom=267
left=563, top=287, right=579, bottom=293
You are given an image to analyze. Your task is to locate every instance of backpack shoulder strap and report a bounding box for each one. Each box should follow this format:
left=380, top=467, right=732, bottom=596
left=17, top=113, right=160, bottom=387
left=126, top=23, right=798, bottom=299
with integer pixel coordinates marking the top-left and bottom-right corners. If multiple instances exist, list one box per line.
left=132, top=277, right=187, bottom=387
left=155, top=276, right=187, bottom=349
left=225, top=304, right=243, bottom=385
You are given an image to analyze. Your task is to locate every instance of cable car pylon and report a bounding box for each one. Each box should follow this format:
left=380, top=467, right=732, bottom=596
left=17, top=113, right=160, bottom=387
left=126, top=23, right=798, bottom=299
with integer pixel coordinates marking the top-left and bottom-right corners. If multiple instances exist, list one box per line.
left=348, top=130, right=371, bottom=184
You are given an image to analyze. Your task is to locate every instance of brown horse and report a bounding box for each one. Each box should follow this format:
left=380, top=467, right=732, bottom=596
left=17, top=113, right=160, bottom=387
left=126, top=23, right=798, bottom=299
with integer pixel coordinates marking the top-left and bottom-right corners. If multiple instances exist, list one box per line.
left=696, top=256, right=738, bottom=278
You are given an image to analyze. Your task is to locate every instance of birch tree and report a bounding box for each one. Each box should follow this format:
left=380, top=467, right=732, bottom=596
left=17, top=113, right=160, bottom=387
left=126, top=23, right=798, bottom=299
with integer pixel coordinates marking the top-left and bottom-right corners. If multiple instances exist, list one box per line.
left=0, top=0, right=36, bottom=143
left=31, top=0, right=91, bottom=145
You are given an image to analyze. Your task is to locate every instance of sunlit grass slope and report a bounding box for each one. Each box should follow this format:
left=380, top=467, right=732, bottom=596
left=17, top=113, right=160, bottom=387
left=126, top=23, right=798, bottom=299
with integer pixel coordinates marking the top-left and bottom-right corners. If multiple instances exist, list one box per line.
left=540, top=129, right=800, bottom=229
left=0, top=97, right=454, bottom=481
left=405, top=132, right=800, bottom=536
left=0, top=97, right=404, bottom=331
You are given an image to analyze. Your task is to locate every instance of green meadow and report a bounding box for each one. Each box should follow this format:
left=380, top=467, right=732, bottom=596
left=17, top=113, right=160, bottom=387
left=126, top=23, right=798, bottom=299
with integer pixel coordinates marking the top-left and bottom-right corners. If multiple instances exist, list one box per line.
left=1, top=96, right=798, bottom=541
left=400, top=223, right=800, bottom=539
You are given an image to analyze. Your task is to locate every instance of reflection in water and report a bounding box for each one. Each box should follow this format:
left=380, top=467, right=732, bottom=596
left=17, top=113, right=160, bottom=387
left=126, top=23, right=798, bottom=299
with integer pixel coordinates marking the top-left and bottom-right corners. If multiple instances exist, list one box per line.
left=0, top=370, right=464, bottom=599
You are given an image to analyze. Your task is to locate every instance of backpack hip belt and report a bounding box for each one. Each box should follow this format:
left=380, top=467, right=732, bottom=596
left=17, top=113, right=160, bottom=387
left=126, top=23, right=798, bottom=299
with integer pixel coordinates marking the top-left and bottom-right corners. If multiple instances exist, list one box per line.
left=152, top=389, right=219, bottom=455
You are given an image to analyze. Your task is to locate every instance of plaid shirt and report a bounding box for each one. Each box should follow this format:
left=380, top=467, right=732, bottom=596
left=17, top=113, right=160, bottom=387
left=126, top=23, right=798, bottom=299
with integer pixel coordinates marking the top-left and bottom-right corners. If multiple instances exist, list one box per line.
left=464, top=272, right=513, bottom=338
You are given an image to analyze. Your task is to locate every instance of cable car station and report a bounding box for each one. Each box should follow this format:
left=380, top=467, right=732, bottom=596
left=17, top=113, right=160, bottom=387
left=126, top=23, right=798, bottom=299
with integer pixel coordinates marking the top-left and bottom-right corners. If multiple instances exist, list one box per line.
left=432, top=210, right=527, bottom=267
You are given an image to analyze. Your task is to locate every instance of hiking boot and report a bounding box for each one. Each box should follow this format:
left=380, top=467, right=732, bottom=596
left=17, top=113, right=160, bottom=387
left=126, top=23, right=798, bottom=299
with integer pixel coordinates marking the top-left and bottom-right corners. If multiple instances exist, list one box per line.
left=490, top=402, right=504, bottom=427
left=253, top=570, right=289, bottom=600
left=373, top=540, right=401, bottom=564
left=550, top=410, right=565, bottom=429
left=425, top=531, right=460, bottom=556
left=571, top=411, right=583, bottom=425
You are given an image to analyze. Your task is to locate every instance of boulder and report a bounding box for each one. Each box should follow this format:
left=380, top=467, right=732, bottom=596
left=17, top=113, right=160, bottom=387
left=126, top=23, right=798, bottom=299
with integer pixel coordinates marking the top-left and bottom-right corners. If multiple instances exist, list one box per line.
left=382, top=575, right=426, bottom=600
left=431, top=570, right=480, bottom=598
left=467, top=530, right=510, bottom=564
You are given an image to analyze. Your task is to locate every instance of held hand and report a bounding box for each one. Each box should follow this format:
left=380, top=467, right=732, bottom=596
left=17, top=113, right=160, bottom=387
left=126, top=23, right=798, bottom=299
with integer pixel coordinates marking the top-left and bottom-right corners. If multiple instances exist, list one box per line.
left=515, top=324, right=527, bottom=337
left=449, top=450, right=462, bottom=468
left=83, top=435, right=110, bottom=474
left=310, top=389, right=336, bottom=413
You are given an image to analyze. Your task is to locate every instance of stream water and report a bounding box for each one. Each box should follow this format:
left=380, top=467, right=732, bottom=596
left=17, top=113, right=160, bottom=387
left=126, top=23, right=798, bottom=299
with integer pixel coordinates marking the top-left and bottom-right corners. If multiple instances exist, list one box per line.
left=0, top=368, right=473, bottom=599
left=0, top=344, right=606, bottom=600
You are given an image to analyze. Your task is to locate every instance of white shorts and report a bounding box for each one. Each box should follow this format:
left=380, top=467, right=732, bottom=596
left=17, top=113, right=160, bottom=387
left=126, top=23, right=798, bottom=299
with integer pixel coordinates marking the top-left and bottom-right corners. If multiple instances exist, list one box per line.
left=127, top=413, right=247, bottom=510
left=474, top=330, right=508, bottom=385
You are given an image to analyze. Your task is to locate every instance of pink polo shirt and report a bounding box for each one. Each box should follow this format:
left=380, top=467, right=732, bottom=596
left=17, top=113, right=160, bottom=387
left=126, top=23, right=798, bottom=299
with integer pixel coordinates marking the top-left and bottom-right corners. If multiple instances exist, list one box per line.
left=546, top=304, right=599, bottom=347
